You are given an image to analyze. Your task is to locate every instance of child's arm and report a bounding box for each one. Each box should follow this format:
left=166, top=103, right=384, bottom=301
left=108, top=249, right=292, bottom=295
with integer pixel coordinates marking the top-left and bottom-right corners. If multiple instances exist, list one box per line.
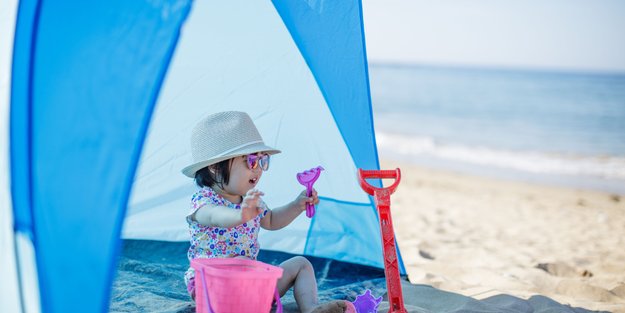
left=192, top=189, right=265, bottom=228
left=261, top=189, right=318, bottom=230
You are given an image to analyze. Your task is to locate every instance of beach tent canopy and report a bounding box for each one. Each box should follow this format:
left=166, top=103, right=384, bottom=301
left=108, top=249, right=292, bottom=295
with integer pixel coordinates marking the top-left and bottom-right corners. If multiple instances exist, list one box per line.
left=1, top=0, right=405, bottom=312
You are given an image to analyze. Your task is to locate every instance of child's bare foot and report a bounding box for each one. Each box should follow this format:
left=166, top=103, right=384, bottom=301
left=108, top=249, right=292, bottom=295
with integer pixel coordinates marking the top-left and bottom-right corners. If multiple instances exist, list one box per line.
left=308, top=300, right=353, bottom=313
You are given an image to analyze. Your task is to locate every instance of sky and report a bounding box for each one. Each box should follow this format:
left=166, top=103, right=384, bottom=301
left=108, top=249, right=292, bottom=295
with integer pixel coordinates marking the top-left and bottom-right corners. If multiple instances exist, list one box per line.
left=361, top=0, right=625, bottom=73
left=2, top=0, right=624, bottom=74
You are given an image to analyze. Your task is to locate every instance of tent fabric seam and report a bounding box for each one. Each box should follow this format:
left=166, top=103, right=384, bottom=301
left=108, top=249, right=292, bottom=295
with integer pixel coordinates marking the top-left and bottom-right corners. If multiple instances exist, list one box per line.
left=318, top=196, right=370, bottom=207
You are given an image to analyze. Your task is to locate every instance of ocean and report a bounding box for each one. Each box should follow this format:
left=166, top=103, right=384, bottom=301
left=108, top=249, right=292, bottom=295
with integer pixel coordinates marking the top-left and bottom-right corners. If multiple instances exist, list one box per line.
left=369, top=64, right=625, bottom=194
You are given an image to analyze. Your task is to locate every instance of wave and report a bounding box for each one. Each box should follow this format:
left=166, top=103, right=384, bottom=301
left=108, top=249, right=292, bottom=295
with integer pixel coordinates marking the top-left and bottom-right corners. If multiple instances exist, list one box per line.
left=376, top=132, right=625, bottom=181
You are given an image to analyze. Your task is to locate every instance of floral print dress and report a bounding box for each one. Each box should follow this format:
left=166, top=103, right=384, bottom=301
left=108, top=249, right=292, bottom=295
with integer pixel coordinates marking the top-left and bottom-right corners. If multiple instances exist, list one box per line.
left=184, top=186, right=268, bottom=290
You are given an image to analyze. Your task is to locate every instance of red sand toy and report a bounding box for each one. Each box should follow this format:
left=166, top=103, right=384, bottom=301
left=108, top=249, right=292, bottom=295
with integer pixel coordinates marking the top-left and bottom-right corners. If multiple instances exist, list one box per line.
left=358, top=168, right=406, bottom=313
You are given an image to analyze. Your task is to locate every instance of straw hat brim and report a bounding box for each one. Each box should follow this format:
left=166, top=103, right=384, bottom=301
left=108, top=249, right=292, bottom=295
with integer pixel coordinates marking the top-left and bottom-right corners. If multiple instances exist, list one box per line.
left=181, top=143, right=280, bottom=178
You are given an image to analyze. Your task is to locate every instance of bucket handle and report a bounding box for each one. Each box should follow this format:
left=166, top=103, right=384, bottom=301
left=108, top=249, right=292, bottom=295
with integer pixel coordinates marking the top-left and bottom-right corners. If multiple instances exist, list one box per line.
left=274, top=287, right=283, bottom=313
left=199, top=267, right=214, bottom=313
left=198, top=267, right=283, bottom=313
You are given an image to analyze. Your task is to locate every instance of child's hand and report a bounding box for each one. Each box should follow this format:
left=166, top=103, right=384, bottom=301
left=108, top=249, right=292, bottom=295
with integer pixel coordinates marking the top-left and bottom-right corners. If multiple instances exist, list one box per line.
left=241, top=189, right=265, bottom=222
left=295, top=189, right=319, bottom=212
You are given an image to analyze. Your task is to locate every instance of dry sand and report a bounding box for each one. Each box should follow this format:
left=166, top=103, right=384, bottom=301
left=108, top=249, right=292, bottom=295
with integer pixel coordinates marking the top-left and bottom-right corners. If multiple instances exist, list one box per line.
left=380, top=158, right=625, bottom=313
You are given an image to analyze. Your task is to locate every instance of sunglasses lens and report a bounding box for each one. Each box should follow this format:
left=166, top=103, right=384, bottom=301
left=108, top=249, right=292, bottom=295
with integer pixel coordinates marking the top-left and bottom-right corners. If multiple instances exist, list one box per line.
left=260, top=155, right=270, bottom=171
left=247, top=155, right=258, bottom=170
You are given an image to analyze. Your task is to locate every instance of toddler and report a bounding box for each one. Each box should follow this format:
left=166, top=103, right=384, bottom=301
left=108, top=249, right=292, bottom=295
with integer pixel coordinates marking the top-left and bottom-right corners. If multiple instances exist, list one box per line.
left=182, top=111, right=351, bottom=313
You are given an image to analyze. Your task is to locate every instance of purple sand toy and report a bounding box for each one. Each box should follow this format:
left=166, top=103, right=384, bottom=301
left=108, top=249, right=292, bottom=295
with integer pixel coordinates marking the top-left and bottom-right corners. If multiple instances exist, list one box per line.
left=352, top=289, right=383, bottom=313
left=296, top=166, right=324, bottom=218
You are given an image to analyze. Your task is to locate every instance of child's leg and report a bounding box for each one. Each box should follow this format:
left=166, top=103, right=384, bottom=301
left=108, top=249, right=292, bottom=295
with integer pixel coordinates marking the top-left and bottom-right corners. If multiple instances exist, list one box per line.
left=277, top=256, right=349, bottom=313
left=277, top=256, right=317, bottom=310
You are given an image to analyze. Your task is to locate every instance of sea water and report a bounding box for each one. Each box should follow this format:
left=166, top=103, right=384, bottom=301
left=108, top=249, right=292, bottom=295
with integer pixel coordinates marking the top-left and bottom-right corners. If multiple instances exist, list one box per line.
left=369, top=64, right=625, bottom=194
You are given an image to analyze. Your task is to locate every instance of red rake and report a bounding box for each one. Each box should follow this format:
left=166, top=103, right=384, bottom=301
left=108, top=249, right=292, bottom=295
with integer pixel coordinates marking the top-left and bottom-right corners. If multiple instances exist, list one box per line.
left=358, top=168, right=406, bottom=313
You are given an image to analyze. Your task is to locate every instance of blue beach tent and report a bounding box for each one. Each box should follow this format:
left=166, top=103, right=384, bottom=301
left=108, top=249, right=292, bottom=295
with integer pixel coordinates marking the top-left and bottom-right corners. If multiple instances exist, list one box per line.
left=0, top=0, right=405, bottom=312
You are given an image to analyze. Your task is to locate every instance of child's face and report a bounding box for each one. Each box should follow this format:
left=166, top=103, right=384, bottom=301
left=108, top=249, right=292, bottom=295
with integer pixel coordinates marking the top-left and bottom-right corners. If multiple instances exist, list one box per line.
left=220, top=153, right=265, bottom=203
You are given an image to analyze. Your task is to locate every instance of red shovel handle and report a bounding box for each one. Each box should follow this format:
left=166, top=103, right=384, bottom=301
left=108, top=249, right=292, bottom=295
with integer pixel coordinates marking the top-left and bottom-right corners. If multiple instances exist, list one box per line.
left=358, top=168, right=402, bottom=196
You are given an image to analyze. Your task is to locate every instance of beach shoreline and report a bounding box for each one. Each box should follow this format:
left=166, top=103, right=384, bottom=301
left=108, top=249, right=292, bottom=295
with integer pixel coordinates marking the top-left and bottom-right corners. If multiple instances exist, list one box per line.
left=380, top=157, right=625, bottom=312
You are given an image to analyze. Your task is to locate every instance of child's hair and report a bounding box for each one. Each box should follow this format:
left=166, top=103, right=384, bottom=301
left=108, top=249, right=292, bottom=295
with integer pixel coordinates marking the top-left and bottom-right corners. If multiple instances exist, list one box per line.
left=194, top=159, right=232, bottom=188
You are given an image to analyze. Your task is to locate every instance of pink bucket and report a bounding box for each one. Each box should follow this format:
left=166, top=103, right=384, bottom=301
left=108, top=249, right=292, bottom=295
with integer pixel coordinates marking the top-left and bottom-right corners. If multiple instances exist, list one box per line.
left=191, top=258, right=283, bottom=313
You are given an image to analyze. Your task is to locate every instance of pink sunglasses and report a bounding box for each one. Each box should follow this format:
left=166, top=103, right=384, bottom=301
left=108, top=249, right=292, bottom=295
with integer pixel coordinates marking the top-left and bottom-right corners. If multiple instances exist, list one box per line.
left=246, top=154, right=270, bottom=171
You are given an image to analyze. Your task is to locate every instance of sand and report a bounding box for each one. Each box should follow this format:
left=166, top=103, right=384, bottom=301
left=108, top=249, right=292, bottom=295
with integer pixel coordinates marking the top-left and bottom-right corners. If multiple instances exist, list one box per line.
left=380, top=158, right=625, bottom=313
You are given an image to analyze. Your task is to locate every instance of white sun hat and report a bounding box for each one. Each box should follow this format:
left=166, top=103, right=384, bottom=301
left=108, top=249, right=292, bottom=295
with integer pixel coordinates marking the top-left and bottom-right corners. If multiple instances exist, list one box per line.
left=181, top=111, right=281, bottom=177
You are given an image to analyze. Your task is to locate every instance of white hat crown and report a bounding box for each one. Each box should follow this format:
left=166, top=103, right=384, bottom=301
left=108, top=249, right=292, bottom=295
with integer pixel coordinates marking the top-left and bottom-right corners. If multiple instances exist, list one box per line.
left=181, top=111, right=280, bottom=177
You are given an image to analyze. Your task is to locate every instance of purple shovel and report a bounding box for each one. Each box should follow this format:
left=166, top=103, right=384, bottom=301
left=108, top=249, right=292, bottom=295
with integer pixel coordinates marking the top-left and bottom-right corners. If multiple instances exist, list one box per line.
left=296, top=166, right=324, bottom=218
